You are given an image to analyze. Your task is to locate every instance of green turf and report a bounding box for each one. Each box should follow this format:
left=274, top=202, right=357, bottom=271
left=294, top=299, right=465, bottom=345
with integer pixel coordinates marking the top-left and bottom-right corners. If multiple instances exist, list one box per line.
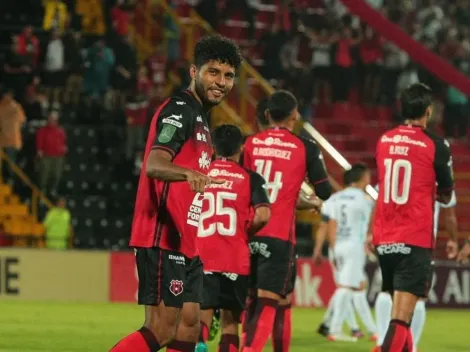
left=0, top=301, right=468, bottom=351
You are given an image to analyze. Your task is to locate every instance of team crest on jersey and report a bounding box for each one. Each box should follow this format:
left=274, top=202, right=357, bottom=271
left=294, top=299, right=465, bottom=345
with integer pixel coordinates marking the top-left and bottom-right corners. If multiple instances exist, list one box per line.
left=169, top=280, right=184, bottom=296
left=158, top=124, right=177, bottom=143
left=199, top=151, right=211, bottom=169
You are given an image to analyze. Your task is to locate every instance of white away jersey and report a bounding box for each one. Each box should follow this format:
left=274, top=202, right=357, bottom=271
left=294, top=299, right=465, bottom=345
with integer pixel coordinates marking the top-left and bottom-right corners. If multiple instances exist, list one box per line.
left=322, top=187, right=374, bottom=247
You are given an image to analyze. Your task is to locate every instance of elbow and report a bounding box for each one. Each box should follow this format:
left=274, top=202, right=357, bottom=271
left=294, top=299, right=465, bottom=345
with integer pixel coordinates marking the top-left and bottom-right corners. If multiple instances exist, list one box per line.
left=254, top=207, right=271, bottom=229
left=437, top=193, right=452, bottom=205
left=315, top=182, right=333, bottom=201
left=145, top=160, right=159, bottom=178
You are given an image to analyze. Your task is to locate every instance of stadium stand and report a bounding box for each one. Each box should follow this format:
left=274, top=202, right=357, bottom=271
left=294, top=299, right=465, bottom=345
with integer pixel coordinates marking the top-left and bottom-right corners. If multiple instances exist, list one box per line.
left=0, top=0, right=469, bottom=259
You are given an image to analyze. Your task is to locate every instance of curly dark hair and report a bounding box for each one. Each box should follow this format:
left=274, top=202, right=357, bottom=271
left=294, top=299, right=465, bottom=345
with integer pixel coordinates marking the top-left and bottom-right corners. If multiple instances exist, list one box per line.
left=194, top=35, right=243, bottom=70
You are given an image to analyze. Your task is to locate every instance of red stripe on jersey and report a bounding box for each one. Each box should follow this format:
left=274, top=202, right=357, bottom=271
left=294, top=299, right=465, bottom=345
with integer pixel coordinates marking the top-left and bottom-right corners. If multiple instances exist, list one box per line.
left=312, top=178, right=329, bottom=185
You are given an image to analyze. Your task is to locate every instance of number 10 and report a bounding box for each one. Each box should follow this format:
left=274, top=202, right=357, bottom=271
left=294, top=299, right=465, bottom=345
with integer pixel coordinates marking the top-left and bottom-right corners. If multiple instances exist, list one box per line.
left=383, top=158, right=412, bottom=205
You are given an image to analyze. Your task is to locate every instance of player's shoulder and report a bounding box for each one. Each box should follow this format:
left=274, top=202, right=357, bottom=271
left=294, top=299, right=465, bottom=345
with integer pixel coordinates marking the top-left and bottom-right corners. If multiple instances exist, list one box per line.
left=422, top=129, right=450, bottom=148
left=156, top=91, right=197, bottom=119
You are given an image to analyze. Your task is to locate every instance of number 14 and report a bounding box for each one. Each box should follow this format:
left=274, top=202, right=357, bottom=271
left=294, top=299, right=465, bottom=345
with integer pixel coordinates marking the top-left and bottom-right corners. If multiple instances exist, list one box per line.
left=254, top=159, right=283, bottom=203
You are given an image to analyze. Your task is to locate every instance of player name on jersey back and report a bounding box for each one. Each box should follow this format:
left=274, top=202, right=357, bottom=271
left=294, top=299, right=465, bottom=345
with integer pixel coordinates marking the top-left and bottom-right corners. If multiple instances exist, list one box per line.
left=373, top=125, right=454, bottom=249
left=244, top=128, right=316, bottom=243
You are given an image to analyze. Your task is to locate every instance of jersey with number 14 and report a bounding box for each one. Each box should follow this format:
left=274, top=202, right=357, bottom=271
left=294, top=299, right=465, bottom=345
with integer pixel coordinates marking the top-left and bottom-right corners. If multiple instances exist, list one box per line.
left=197, top=159, right=269, bottom=275
left=243, top=127, right=329, bottom=243
left=374, top=124, right=454, bottom=249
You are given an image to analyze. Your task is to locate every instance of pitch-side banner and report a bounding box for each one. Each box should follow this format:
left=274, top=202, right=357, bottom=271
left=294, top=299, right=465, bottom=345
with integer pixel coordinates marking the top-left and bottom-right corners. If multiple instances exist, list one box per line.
left=0, top=248, right=109, bottom=302
left=108, top=253, right=470, bottom=308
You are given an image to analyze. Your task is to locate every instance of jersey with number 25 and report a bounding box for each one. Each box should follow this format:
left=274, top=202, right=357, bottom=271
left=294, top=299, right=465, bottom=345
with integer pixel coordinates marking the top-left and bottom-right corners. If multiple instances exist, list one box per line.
left=243, top=127, right=329, bottom=243
left=197, top=159, right=269, bottom=275
left=374, top=124, right=454, bottom=249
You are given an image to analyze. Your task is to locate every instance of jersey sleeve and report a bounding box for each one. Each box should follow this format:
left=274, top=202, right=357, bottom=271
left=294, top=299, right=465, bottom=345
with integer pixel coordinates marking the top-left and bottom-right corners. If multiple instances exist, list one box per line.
left=439, top=190, right=457, bottom=208
left=434, top=139, right=455, bottom=196
left=242, top=139, right=252, bottom=169
left=152, top=99, right=193, bottom=158
left=249, top=171, right=270, bottom=208
left=301, top=137, right=332, bottom=200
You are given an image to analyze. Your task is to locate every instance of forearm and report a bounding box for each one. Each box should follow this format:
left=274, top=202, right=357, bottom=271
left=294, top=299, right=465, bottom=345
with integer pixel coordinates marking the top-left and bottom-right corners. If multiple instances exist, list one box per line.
left=313, top=224, right=327, bottom=255
left=446, top=214, right=458, bottom=241
left=146, top=158, right=189, bottom=181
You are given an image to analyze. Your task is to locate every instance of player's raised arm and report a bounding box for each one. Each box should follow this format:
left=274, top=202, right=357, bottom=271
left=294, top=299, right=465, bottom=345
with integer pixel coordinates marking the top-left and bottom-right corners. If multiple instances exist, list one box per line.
left=146, top=101, right=212, bottom=191
left=248, top=171, right=271, bottom=236
left=302, top=137, right=332, bottom=200
left=434, top=139, right=455, bottom=204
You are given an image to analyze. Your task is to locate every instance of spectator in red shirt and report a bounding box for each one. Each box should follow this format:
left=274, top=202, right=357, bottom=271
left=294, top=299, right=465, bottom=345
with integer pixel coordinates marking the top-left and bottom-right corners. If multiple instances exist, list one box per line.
left=360, top=26, right=383, bottom=104
left=17, top=26, right=40, bottom=67
left=36, top=111, right=67, bottom=195
left=112, top=0, right=130, bottom=37
left=332, top=27, right=358, bottom=102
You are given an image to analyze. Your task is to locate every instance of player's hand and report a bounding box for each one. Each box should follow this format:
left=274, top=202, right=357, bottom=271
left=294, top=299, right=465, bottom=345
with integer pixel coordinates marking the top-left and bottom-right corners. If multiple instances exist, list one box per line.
left=446, top=239, right=459, bottom=259
left=185, top=170, right=225, bottom=193
left=312, top=250, right=323, bottom=266
left=457, top=243, right=470, bottom=264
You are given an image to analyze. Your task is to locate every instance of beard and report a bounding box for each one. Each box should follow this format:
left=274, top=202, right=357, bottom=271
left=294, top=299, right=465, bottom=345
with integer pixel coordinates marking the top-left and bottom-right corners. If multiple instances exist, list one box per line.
left=194, top=78, right=225, bottom=108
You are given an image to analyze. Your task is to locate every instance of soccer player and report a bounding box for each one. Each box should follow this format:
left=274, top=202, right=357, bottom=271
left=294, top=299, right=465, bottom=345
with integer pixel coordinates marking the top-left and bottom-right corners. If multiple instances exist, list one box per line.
left=373, top=189, right=457, bottom=352
left=111, top=35, right=243, bottom=352
left=242, top=90, right=332, bottom=351
left=195, top=124, right=271, bottom=352
left=373, top=83, right=454, bottom=352
left=313, top=163, right=375, bottom=341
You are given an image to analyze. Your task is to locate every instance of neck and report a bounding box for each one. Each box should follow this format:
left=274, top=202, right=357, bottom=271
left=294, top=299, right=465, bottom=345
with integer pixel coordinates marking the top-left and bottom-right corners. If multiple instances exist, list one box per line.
left=271, top=122, right=292, bottom=131
left=404, top=117, right=426, bottom=128
left=188, top=83, right=212, bottom=112
left=217, top=155, right=239, bottom=163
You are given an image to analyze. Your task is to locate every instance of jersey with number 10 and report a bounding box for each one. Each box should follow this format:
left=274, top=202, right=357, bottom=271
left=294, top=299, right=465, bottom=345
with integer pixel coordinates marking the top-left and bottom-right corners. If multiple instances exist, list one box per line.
left=374, top=124, right=454, bottom=249
left=243, top=127, right=329, bottom=243
left=197, top=159, right=269, bottom=275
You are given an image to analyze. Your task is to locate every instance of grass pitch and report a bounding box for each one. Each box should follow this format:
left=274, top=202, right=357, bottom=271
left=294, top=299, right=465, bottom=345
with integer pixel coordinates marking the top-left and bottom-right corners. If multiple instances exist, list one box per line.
left=0, top=301, right=468, bottom=351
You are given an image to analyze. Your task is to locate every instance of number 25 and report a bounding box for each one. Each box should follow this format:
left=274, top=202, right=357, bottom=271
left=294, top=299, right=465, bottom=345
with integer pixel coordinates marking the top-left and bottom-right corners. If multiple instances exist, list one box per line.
left=198, top=192, right=237, bottom=237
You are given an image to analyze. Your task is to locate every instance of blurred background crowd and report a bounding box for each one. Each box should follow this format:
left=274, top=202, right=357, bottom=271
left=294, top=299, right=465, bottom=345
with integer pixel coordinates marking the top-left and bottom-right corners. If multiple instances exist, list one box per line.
left=0, top=0, right=468, bottom=258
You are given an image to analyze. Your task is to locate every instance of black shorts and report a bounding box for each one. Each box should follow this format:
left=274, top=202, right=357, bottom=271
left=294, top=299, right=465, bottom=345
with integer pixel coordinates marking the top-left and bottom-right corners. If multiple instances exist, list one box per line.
left=201, top=272, right=249, bottom=313
left=135, top=247, right=203, bottom=307
left=377, top=244, right=433, bottom=298
left=286, top=252, right=297, bottom=295
left=249, top=236, right=294, bottom=298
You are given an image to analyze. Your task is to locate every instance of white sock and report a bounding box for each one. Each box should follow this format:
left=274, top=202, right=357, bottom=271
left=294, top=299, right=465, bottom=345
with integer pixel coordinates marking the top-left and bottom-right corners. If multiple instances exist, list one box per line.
left=323, top=290, right=337, bottom=326
left=345, top=296, right=360, bottom=331
left=375, top=292, right=392, bottom=346
left=411, top=300, right=426, bottom=351
left=353, top=290, right=377, bottom=334
left=329, top=287, right=352, bottom=334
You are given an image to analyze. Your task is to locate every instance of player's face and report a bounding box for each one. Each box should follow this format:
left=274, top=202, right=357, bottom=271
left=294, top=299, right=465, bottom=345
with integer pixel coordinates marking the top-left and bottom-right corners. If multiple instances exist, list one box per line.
left=192, top=60, right=236, bottom=107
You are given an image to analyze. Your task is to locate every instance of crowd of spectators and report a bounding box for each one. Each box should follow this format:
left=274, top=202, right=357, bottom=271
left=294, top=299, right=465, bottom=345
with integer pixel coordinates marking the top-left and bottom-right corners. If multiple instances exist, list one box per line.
left=0, top=0, right=190, bottom=195
left=193, top=0, right=470, bottom=141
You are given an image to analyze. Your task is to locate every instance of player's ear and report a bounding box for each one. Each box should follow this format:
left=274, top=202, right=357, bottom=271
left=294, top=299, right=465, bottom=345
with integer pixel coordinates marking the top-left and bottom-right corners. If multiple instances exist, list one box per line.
left=426, top=105, right=433, bottom=120
left=190, top=64, right=198, bottom=80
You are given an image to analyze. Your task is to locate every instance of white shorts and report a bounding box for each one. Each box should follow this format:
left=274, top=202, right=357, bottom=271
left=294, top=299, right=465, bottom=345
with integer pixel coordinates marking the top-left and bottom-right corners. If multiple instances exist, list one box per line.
left=330, top=244, right=366, bottom=289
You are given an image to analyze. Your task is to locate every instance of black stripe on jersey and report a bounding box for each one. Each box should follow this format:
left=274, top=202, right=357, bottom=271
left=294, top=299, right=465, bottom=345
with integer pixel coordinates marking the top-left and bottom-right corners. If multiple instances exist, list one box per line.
left=154, top=182, right=171, bottom=247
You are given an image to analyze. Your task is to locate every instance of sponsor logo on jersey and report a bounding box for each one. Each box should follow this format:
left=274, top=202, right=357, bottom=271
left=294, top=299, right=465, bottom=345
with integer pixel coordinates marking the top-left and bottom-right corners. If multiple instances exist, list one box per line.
left=196, top=115, right=203, bottom=122
left=176, top=101, right=186, bottom=105
left=381, top=134, right=427, bottom=147
left=252, top=137, right=298, bottom=148
left=376, top=243, right=412, bottom=255
left=209, top=168, right=244, bottom=179
left=196, top=132, right=207, bottom=142
left=158, top=124, right=177, bottom=143
left=199, top=151, right=211, bottom=170
left=168, top=114, right=183, bottom=120
left=161, top=118, right=183, bottom=128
